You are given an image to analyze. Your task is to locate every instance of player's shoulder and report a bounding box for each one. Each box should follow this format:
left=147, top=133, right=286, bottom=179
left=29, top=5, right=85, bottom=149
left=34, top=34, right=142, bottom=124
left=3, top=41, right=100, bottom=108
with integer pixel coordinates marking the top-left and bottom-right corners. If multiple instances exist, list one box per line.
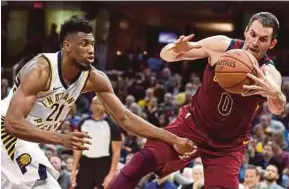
left=263, top=54, right=275, bottom=66
left=19, top=54, right=51, bottom=81
left=88, top=67, right=110, bottom=84
left=84, top=67, right=112, bottom=93
left=14, top=54, right=52, bottom=93
left=88, top=67, right=107, bottom=79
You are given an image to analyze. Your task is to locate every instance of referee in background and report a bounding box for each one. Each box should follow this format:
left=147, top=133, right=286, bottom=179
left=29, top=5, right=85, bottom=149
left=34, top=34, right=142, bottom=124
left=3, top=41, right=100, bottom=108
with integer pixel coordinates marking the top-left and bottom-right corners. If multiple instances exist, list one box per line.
left=72, top=96, right=122, bottom=189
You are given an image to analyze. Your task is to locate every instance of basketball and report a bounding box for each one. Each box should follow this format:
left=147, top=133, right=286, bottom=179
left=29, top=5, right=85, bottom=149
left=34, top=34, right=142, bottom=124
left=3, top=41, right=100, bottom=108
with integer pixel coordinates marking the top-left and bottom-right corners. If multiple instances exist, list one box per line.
left=215, top=49, right=258, bottom=94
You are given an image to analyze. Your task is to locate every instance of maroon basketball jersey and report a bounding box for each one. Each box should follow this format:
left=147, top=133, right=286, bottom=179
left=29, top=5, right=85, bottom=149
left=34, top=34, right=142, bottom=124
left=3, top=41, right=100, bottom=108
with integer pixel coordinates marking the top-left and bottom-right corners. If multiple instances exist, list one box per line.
left=189, top=39, right=274, bottom=141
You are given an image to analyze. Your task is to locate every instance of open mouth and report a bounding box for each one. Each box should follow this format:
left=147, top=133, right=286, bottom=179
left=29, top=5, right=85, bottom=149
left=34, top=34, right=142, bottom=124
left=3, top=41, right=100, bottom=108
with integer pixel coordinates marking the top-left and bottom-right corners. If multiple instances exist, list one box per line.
left=248, top=48, right=257, bottom=53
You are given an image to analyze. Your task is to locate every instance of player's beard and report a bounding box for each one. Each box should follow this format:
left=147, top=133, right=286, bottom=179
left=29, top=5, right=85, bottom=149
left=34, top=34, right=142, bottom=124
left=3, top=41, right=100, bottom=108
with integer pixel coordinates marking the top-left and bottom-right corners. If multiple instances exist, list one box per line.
left=73, top=60, right=91, bottom=71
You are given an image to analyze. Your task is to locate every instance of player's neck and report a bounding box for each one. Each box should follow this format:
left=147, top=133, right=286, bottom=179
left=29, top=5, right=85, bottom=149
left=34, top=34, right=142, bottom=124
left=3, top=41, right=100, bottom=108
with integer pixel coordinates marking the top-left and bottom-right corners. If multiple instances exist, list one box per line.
left=61, top=55, right=81, bottom=84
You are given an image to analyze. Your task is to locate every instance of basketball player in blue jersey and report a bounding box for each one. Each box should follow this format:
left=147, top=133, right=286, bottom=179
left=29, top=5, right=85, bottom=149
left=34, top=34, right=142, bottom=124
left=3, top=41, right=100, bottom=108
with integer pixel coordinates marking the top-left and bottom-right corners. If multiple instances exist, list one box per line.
left=1, top=18, right=196, bottom=189
left=107, top=12, right=286, bottom=189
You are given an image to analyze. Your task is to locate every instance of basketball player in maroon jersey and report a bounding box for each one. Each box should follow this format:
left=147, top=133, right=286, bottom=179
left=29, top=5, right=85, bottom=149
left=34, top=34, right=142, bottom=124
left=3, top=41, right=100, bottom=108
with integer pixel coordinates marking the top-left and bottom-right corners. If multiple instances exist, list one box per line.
left=107, top=12, right=286, bottom=189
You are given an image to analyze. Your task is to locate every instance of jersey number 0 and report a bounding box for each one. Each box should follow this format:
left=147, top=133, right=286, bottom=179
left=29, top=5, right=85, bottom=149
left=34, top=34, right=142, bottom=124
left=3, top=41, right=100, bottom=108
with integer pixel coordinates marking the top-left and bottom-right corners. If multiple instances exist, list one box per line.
left=218, top=93, right=233, bottom=116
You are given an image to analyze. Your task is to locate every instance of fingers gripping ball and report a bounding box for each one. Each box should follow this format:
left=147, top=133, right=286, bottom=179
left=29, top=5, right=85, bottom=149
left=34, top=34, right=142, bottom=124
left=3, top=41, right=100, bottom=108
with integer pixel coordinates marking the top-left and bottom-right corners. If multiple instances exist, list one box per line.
left=215, top=49, right=259, bottom=94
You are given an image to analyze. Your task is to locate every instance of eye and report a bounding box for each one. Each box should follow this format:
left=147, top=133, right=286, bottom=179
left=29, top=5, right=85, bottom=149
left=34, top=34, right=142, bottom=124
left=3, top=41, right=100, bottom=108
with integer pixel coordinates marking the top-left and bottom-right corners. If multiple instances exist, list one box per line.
left=259, top=38, right=268, bottom=42
left=81, top=42, right=87, bottom=47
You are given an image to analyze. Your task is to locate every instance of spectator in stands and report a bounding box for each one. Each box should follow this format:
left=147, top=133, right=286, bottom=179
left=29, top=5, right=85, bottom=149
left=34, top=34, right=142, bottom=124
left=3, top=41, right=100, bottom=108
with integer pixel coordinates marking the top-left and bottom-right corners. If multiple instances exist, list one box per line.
left=125, top=95, right=136, bottom=109
left=121, top=132, right=140, bottom=162
left=270, top=141, right=289, bottom=186
left=239, top=152, right=250, bottom=183
left=180, top=164, right=205, bottom=189
left=154, top=81, right=166, bottom=104
left=127, top=74, right=146, bottom=101
left=243, top=165, right=262, bottom=189
left=176, top=82, right=197, bottom=106
left=190, top=73, right=201, bottom=87
left=252, top=124, right=267, bottom=152
left=65, top=156, right=73, bottom=177
left=259, top=114, right=285, bottom=134
left=147, top=52, right=164, bottom=72
left=144, top=174, right=177, bottom=189
left=167, top=74, right=183, bottom=96
left=261, top=164, right=285, bottom=189
left=160, top=67, right=172, bottom=88
left=159, top=92, right=174, bottom=113
left=250, top=143, right=275, bottom=169
left=43, top=145, right=57, bottom=161
left=138, top=88, right=157, bottom=109
left=129, top=102, right=147, bottom=119
left=50, top=156, right=71, bottom=189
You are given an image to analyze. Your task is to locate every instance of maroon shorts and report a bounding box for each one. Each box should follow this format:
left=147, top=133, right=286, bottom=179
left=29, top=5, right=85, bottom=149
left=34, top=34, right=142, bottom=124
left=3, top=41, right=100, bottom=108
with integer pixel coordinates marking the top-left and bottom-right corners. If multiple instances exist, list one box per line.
left=145, top=105, right=246, bottom=188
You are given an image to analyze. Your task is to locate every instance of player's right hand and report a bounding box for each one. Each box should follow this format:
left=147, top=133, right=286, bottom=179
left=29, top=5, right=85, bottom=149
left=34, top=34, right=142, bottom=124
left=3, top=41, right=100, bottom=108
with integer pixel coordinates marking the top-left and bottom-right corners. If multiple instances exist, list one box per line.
left=61, top=131, right=92, bottom=151
left=169, top=34, right=201, bottom=55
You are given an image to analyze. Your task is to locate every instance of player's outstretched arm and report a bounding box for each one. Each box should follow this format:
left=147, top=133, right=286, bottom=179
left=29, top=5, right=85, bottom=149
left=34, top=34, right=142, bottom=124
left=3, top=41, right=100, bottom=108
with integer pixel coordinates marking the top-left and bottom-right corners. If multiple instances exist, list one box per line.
left=160, top=34, right=231, bottom=64
left=84, top=68, right=197, bottom=154
left=4, top=57, right=91, bottom=150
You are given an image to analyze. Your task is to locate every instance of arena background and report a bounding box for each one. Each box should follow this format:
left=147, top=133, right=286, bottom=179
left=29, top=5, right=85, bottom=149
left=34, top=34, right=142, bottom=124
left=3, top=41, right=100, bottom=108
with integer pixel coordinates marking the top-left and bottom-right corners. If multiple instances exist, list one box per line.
left=1, top=1, right=289, bottom=189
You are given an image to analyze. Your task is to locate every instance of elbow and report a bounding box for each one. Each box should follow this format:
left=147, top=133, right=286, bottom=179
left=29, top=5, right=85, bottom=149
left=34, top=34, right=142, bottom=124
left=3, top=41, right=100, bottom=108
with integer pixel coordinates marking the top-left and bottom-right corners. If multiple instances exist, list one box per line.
left=160, top=46, right=176, bottom=62
left=4, top=117, right=18, bottom=136
left=118, top=112, right=132, bottom=131
left=269, top=106, right=284, bottom=116
left=273, top=109, right=284, bottom=116
left=160, top=49, right=169, bottom=62
left=118, top=110, right=140, bottom=135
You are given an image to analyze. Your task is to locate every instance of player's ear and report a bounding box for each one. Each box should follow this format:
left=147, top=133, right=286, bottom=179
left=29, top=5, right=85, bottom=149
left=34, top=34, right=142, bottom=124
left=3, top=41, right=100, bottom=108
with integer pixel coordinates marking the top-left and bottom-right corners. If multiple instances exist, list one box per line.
left=269, top=39, right=277, bottom=50
left=63, top=40, right=71, bottom=52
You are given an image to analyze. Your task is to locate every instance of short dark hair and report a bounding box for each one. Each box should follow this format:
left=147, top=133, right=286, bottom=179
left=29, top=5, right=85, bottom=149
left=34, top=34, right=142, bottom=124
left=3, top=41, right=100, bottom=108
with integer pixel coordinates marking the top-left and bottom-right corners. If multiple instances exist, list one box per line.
left=247, top=12, right=279, bottom=39
left=59, top=17, right=93, bottom=45
left=246, top=164, right=260, bottom=176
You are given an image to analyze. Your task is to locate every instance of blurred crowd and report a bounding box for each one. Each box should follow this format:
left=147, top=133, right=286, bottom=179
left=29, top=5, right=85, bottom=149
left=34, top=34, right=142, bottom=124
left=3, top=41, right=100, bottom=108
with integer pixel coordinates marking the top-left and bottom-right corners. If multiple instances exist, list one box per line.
left=2, top=42, right=289, bottom=189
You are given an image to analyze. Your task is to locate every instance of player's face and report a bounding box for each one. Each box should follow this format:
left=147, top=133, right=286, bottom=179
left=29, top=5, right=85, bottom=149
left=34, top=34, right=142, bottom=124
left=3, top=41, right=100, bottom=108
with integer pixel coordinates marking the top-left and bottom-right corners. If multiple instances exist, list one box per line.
left=65, top=32, right=95, bottom=70
left=244, top=169, right=259, bottom=187
left=243, top=20, right=277, bottom=60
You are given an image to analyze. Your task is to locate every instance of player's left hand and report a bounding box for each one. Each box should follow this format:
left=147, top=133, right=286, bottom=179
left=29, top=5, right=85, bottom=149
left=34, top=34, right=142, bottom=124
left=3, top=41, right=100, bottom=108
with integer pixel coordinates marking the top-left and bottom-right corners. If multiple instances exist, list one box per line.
left=242, top=64, right=280, bottom=98
left=173, top=137, right=197, bottom=157
left=102, top=173, right=115, bottom=189
left=178, top=150, right=198, bottom=161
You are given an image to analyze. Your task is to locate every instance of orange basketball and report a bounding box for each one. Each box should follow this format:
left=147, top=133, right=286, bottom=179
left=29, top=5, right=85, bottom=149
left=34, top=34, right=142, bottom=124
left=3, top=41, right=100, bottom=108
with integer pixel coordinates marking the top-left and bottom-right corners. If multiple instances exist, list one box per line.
left=215, top=49, right=258, bottom=94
